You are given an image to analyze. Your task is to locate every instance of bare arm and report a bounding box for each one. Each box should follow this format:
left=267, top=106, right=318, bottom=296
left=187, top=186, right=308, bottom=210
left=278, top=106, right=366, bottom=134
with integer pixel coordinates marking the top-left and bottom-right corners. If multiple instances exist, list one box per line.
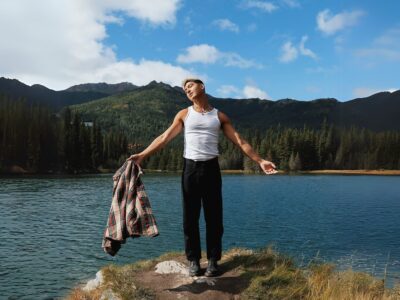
left=126, top=109, right=187, bottom=165
left=218, top=111, right=277, bottom=174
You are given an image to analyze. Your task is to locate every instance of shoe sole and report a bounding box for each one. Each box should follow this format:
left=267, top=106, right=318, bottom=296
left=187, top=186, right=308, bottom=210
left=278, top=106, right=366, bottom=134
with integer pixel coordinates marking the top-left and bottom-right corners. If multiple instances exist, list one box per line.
left=189, top=268, right=201, bottom=277
left=204, top=271, right=219, bottom=277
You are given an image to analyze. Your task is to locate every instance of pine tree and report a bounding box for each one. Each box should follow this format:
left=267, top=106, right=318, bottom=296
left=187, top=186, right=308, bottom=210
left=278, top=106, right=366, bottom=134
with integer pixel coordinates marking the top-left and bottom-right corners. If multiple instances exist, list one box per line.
left=288, top=152, right=295, bottom=171
left=26, top=114, right=40, bottom=172
left=71, top=113, right=82, bottom=172
left=158, top=153, right=166, bottom=170
left=90, top=122, right=100, bottom=170
left=62, top=107, right=73, bottom=172
left=294, top=152, right=302, bottom=170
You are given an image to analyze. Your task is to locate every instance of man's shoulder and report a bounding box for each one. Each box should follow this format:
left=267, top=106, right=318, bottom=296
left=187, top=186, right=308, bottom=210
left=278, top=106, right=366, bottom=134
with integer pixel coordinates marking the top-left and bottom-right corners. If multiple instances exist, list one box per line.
left=175, top=107, right=189, bottom=121
left=178, top=107, right=189, bottom=114
left=217, top=110, right=229, bottom=122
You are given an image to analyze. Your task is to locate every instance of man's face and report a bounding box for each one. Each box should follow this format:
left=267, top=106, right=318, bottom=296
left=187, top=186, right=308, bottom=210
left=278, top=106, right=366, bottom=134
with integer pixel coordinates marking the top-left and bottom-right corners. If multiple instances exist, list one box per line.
left=184, top=81, right=204, bottom=101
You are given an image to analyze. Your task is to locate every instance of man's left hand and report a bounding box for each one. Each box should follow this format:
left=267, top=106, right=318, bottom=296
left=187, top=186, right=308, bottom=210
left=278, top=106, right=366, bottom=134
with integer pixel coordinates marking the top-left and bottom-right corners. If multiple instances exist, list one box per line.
left=259, top=160, right=278, bottom=175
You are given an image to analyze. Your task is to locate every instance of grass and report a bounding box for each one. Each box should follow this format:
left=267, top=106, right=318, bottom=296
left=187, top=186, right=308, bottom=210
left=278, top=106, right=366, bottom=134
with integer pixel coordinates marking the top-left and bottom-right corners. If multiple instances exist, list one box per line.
left=224, top=247, right=400, bottom=300
left=65, top=251, right=182, bottom=300
left=65, top=247, right=400, bottom=300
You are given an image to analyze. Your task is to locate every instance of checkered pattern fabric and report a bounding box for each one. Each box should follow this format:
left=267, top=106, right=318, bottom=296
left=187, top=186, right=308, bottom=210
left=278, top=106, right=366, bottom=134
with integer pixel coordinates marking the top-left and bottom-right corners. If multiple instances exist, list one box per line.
left=102, top=160, right=159, bottom=256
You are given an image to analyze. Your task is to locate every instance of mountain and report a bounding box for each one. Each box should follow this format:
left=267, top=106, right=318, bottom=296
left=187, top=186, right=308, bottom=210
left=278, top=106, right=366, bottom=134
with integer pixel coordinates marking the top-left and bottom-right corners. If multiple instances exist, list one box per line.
left=69, top=81, right=188, bottom=144
left=68, top=81, right=400, bottom=146
left=64, top=82, right=138, bottom=94
left=221, top=91, right=399, bottom=131
left=0, top=77, right=109, bottom=109
left=339, top=91, right=400, bottom=131
left=1, top=77, right=399, bottom=135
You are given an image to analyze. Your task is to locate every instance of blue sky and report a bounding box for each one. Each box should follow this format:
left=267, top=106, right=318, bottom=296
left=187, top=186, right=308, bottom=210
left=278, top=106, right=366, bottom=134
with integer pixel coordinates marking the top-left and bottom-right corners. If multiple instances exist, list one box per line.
left=0, top=0, right=399, bottom=101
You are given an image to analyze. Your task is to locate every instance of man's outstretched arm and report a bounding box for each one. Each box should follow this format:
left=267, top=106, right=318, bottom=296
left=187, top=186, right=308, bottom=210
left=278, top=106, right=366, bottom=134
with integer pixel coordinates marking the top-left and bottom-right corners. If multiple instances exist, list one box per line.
left=126, top=109, right=187, bottom=166
left=218, top=111, right=277, bottom=174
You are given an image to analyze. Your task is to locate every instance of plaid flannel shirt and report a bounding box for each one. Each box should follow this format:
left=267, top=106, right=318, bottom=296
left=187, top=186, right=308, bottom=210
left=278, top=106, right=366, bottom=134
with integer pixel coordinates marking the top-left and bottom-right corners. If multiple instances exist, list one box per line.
left=102, top=160, right=159, bottom=256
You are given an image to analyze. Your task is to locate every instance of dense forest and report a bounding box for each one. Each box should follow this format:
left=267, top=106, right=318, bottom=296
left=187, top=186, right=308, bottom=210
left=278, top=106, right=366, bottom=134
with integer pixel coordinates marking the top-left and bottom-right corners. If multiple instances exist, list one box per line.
left=1, top=95, right=399, bottom=174
left=0, top=96, right=128, bottom=173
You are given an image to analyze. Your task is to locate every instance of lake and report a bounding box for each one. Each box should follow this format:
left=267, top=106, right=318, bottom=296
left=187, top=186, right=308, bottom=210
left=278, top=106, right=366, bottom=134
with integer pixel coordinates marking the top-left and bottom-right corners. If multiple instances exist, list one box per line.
left=1, top=173, right=400, bottom=299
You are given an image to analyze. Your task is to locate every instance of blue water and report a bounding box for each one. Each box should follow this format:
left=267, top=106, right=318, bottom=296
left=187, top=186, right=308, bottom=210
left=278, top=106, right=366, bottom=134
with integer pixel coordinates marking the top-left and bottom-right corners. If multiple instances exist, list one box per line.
left=1, top=173, right=400, bottom=299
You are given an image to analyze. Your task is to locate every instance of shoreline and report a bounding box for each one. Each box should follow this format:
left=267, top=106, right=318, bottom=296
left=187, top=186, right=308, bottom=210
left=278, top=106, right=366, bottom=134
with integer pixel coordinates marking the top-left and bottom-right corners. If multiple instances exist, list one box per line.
left=2, top=165, right=400, bottom=176
left=221, top=169, right=400, bottom=175
left=299, top=169, right=400, bottom=175
left=67, top=246, right=400, bottom=300
left=102, top=169, right=400, bottom=175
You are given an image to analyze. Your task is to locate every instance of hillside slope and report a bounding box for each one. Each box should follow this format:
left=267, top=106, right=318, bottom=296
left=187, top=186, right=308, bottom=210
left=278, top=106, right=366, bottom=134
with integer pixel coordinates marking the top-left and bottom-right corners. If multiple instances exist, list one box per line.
left=69, top=81, right=400, bottom=145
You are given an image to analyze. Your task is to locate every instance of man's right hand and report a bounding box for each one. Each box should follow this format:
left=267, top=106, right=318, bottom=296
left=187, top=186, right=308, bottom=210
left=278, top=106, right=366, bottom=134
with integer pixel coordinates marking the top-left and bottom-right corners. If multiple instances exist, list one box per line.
left=126, top=153, right=144, bottom=166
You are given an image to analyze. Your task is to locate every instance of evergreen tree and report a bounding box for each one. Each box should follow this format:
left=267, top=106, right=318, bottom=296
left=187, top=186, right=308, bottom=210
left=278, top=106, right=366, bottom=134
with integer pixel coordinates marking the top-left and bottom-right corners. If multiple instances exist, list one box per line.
left=62, top=107, right=73, bottom=172
left=288, top=152, right=296, bottom=171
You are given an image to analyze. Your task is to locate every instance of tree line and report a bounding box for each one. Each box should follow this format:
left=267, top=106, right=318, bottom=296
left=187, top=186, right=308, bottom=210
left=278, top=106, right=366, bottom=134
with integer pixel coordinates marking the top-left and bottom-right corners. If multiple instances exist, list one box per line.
left=147, top=120, right=400, bottom=172
left=0, top=96, right=128, bottom=173
left=1, top=96, right=399, bottom=174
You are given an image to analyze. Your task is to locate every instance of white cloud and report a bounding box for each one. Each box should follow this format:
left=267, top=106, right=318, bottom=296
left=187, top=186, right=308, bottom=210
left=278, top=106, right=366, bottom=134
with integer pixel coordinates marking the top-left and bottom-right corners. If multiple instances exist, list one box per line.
left=243, top=85, right=269, bottom=99
left=224, top=53, right=260, bottom=68
left=247, top=23, right=258, bottom=32
left=177, top=44, right=221, bottom=64
left=305, top=66, right=338, bottom=74
left=103, top=0, right=181, bottom=25
left=374, top=27, right=400, bottom=45
left=93, top=59, right=200, bottom=86
left=317, top=9, right=364, bottom=35
left=299, top=36, right=317, bottom=59
left=279, top=42, right=298, bottom=62
left=281, top=0, right=300, bottom=8
left=216, top=85, right=241, bottom=98
left=305, top=85, right=321, bottom=94
left=242, top=0, right=278, bottom=13
left=177, top=44, right=261, bottom=68
left=212, top=19, right=239, bottom=33
left=333, top=35, right=345, bottom=52
left=356, top=49, right=400, bottom=62
left=353, top=87, right=398, bottom=98
left=0, top=0, right=187, bottom=89
left=183, top=16, right=195, bottom=36
left=280, top=36, right=317, bottom=63
left=216, top=84, right=270, bottom=99
left=355, top=26, right=400, bottom=62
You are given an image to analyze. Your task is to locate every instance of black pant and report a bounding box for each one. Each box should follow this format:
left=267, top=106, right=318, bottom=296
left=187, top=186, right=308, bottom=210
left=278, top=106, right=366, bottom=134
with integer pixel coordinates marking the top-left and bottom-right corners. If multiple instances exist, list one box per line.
left=181, top=157, right=224, bottom=261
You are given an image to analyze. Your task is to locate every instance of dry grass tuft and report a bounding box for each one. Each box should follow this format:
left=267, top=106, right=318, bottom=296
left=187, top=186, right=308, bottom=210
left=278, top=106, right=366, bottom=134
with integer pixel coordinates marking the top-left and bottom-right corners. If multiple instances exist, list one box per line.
left=64, top=286, right=103, bottom=300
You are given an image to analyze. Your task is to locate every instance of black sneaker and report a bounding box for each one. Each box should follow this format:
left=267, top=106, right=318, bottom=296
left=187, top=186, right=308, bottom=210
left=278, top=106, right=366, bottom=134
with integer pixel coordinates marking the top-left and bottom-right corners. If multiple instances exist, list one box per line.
left=188, top=260, right=201, bottom=276
left=205, top=259, right=220, bottom=277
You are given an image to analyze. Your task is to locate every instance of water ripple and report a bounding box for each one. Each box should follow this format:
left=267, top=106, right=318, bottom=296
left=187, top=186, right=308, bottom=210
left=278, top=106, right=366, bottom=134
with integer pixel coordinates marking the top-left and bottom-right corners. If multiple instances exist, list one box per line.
left=1, top=174, right=400, bottom=298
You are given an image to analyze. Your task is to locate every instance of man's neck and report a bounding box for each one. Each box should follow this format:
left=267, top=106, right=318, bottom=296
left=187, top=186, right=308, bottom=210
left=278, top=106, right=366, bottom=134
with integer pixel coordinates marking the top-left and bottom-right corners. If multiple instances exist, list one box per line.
left=192, top=94, right=209, bottom=110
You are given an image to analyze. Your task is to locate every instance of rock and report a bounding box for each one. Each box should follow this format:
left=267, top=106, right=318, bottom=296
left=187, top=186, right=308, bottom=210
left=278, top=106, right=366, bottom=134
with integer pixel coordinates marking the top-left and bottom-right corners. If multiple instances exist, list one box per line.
left=83, top=270, right=103, bottom=292
left=154, top=260, right=188, bottom=275
left=9, top=165, right=29, bottom=174
left=82, top=271, right=121, bottom=300
left=194, top=277, right=217, bottom=286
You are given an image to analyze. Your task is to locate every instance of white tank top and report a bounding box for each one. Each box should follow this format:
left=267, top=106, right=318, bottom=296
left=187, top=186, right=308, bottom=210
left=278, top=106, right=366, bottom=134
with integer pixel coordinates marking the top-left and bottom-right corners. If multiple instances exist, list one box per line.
left=183, top=106, right=221, bottom=161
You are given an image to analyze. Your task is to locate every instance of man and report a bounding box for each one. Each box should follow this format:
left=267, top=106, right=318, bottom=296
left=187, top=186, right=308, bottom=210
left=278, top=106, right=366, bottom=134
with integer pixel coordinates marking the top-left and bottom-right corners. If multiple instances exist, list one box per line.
left=127, top=78, right=277, bottom=277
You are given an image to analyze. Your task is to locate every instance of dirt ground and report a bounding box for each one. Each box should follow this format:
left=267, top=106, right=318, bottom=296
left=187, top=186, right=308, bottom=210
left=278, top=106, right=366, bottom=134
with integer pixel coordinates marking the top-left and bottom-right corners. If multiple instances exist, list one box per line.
left=134, top=255, right=250, bottom=300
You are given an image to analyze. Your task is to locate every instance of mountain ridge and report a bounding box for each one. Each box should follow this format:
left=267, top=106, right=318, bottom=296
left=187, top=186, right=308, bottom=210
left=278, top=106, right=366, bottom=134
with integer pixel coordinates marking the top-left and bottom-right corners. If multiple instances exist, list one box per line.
left=0, top=77, right=108, bottom=109
left=64, top=81, right=138, bottom=94
left=66, top=81, right=400, bottom=143
left=1, top=77, right=399, bottom=133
